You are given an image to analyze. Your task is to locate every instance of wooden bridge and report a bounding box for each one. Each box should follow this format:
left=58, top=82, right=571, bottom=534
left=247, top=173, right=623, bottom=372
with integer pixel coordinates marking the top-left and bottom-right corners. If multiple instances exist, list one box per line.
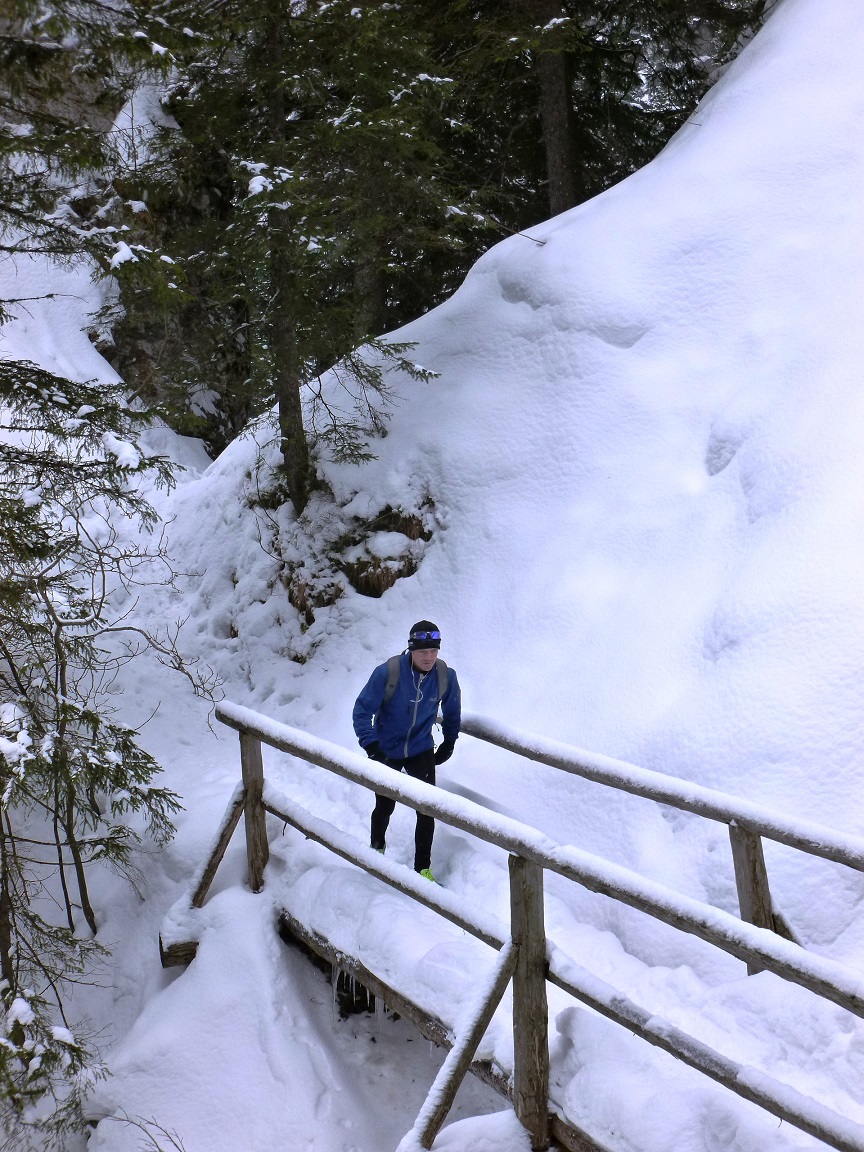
left=159, top=701, right=864, bottom=1152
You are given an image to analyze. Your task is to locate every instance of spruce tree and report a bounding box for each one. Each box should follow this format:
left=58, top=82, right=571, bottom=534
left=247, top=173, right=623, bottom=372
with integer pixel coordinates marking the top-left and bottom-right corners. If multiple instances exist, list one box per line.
left=0, top=358, right=218, bottom=1148
left=110, top=1, right=767, bottom=476
left=424, top=0, right=769, bottom=219
left=0, top=1, right=158, bottom=279
left=111, top=0, right=495, bottom=502
left=0, top=9, right=209, bottom=1142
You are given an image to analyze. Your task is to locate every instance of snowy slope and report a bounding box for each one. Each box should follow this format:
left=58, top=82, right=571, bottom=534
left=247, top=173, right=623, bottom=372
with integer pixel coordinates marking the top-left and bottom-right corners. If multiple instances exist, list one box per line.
left=5, top=0, right=864, bottom=1148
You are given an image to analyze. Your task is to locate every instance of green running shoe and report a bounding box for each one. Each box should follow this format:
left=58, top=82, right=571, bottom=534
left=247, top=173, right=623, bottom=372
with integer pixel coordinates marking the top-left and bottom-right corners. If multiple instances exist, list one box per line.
left=419, top=867, right=435, bottom=882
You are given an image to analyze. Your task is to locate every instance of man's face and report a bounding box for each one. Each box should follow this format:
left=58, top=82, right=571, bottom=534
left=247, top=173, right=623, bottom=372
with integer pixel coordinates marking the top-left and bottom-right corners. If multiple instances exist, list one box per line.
left=411, top=647, right=438, bottom=673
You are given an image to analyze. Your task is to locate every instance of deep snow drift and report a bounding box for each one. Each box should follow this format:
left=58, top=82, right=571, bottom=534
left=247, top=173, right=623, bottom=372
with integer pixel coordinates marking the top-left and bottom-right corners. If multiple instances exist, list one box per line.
left=4, top=0, right=864, bottom=1148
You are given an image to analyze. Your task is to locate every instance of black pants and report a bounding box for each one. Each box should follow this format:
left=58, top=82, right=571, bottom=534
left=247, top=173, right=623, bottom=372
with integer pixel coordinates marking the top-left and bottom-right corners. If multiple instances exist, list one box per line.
left=370, top=748, right=435, bottom=872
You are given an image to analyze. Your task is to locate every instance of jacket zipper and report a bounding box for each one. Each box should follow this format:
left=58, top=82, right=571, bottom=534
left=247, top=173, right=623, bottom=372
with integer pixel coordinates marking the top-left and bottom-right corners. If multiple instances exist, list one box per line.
left=404, top=668, right=427, bottom=758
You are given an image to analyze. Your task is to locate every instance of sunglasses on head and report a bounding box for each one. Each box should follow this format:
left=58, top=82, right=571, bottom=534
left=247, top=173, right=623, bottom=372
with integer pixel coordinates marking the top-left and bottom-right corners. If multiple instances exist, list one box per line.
left=411, top=630, right=440, bottom=641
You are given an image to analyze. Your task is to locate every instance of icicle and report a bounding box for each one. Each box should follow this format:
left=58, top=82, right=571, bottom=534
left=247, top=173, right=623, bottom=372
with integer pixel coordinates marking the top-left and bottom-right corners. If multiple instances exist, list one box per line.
left=330, top=964, right=340, bottom=1024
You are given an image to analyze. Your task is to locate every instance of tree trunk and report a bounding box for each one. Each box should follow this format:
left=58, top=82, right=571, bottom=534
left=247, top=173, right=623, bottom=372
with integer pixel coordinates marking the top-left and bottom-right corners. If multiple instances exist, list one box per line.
left=0, top=818, right=16, bottom=990
left=523, top=0, right=578, bottom=216
left=266, top=0, right=310, bottom=515
left=64, top=785, right=97, bottom=936
left=53, top=797, right=75, bottom=932
left=353, top=257, right=388, bottom=343
left=270, top=223, right=310, bottom=516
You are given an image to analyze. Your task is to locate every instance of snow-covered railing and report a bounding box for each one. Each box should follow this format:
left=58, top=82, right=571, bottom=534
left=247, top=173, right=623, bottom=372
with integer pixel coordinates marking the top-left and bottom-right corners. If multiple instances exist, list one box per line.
left=461, top=712, right=864, bottom=871
left=212, top=703, right=864, bottom=1016
left=462, top=712, right=864, bottom=963
left=259, top=785, right=864, bottom=1152
left=160, top=700, right=864, bottom=1152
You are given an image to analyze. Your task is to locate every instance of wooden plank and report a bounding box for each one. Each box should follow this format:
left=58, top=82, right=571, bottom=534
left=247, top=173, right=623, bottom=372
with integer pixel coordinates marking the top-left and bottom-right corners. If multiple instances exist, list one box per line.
left=729, top=823, right=773, bottom=975
left=458, top=712, right=864, bottom=874
left=416, top=941, right=518, bottom=1149
left=217, top=704, right=864, bottom=1020
left=240, top=732, right=269, bottom=892
left=192, top=787, right=246, bottom=909
left=510, top=856, right=550, bottom=1150
left=281, top=911, right=452, bottom=1042
left=263, top=795, right=504, bottom=950
left=159, top=937, right=198, bottom=968
left=280, top=912, right=458, bottom=1045
left=549, top=1115, right=616, bottom=1152
left=278, top=911, right=609, bottom=1152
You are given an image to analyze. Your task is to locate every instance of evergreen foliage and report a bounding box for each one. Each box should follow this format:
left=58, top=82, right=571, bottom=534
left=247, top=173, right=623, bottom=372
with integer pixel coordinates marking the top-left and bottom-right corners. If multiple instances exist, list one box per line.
left=111, top=1, right=766, bottom=484
left=0, top=0, right=153, bottom=276
left=0, top=360, right=213, bottom=1147
left=0, top=14, right=210, bottom=1131
left=422, top=0, right=770, bottom=215
left=110, top=0, right=489, bottom=506
left=0, top=364, right=221, bottom=1146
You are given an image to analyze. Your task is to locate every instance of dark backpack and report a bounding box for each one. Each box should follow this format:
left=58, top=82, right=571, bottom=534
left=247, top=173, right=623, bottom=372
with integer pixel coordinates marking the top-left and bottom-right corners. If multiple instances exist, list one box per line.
left=383, top=655, right=449, bottom=706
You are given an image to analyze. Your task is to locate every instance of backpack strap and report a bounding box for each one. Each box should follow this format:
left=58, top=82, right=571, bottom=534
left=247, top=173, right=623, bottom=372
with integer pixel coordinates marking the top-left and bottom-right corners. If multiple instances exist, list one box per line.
left=382, top=655, right=449, bottom=704
left=383, top=654, right=402, bottom=704
left=436, top=659, right=449, bottom=703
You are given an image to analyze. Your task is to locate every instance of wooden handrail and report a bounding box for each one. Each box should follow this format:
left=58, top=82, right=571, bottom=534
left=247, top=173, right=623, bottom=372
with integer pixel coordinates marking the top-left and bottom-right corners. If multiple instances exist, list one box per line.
left=215, top=701, right=864, bottom=1020
left=200, top=700, right=864, bottom=1152
left=263, top=770, right=864, bottom=1152
left=261, top=787, right=864, bottom=1152
left=461, top=712, right=864, bottom=873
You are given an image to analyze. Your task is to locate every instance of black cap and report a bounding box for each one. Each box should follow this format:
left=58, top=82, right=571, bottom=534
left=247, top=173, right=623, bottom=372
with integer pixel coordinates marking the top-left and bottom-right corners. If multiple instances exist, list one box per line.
left=408, top=620, right=441, bottom=650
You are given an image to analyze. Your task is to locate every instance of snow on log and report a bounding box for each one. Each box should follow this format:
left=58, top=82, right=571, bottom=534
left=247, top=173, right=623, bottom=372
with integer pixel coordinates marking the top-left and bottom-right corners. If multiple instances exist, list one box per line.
left=159, top=781, right=245, bottom=965
left=408, top=941, right=518, bottom=1150
left=461, top=712, right=864, bottom=872
left=547, top=946, right=864, bottom=1152
left=263, top=780, right=508, bottom=950
left=216, top=701, right=864, bottom=1021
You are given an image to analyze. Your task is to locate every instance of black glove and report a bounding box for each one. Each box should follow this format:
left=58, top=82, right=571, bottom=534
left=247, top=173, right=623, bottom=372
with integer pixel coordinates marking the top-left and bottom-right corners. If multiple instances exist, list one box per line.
left=364, top=740, right=389, bottom=764
left=434, top=739, right=455, bottom=766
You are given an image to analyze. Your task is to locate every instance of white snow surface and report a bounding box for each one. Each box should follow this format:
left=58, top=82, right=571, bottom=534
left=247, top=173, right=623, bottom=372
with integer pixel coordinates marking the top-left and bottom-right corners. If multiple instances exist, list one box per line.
left=4, top=0, right=864, bottom=1149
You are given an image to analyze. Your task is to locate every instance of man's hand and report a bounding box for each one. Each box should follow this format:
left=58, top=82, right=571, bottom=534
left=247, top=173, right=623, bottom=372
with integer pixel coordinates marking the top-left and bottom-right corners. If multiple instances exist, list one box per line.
left=364, top=741, right=389, bottom=764
left=434, top=739, right=455, bottom=765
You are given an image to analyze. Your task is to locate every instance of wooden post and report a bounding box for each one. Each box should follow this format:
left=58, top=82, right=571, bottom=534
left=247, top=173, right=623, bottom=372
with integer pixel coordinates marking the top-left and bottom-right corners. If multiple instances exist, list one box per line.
left=509, top=854, right=549, bottom=1150
left=192, top=786, right=246, bottom=908
left=240, top=732, right=269, bottom=892
left=729, top=822, right=773, bottom=975
left=416, top=940, right=519, bottom=1150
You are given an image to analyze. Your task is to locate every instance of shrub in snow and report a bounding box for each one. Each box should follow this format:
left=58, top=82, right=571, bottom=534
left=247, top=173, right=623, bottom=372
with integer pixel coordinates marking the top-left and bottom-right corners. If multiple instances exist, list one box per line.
left=0, top=359, right=214, bottom=1148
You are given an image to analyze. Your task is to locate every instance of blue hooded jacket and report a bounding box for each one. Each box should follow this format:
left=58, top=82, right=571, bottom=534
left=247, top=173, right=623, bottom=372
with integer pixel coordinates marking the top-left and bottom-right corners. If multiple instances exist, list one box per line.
left=353, top=652, right=461, bottom=761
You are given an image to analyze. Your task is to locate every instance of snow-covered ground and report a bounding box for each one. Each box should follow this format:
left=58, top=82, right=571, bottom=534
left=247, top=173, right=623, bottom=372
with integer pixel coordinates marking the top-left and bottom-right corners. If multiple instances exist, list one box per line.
left=4, top=0, right=864, bottom=1148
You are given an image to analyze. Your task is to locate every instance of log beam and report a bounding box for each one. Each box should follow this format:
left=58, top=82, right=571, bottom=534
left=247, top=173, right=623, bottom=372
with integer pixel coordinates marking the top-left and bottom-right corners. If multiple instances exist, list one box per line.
left=416, top=941, right=518, bottom=1149
left=510, top=855, right=550, bottom=1150
left=240, top=732, right=269, bottom=892
left=159, top=937, right=198, bottom=968
left=193, top=787, right=246, bottom=908
left=729, top=822, right=774, bottom=974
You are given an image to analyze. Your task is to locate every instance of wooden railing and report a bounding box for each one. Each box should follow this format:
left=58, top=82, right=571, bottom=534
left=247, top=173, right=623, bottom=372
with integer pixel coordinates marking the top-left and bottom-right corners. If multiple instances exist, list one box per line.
left=461, top=713, right=864, bottom=963
left=159, top=700, right=864, bottom=1152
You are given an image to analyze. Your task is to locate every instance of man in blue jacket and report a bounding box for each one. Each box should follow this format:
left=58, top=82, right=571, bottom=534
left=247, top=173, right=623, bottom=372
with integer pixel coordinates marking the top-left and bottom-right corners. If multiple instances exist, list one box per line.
left=352, top=620, right=461, bottom=881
